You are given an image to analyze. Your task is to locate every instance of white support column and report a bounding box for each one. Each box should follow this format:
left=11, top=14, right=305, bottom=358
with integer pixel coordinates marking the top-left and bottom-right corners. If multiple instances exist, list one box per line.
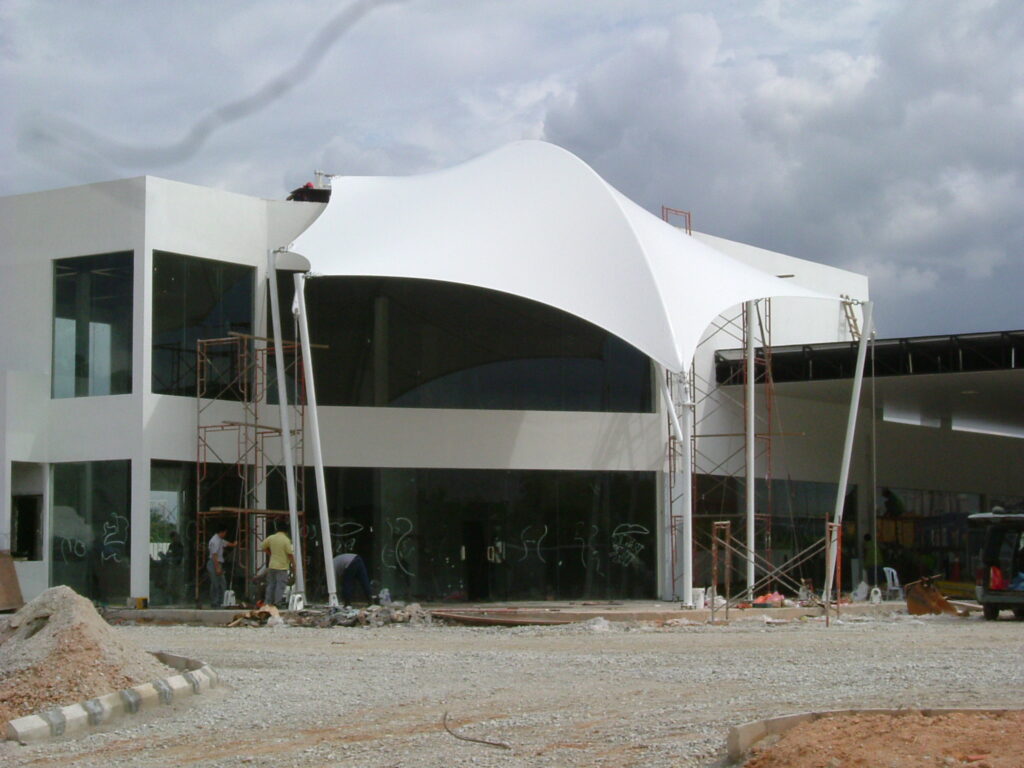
left=661, top=371, right=694, bottom=605
left=267, top=251, right=305, bottom=596
left=744, top=300, right=756, bottom=599
left=678, top=374, right=694, bottom=608
left=129, top=448, right=151, bottom=602
left=130, top=237, right=153, bottom=603
left=293, top=273, right=338, bottom=606
left=0, top=449, right=10, bottom=553
left=823, top=300, right=873, bottom=602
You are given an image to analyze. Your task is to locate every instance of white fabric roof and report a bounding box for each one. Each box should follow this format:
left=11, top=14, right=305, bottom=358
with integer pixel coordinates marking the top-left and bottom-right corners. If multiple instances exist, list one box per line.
left=288, top=140, right=831, bottom=373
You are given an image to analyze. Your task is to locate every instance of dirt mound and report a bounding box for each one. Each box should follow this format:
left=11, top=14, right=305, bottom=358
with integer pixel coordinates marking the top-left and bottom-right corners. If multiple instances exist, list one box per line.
left=0, top=586, right=172, bottom=723
left=743, top=710, right=1024, bottom=768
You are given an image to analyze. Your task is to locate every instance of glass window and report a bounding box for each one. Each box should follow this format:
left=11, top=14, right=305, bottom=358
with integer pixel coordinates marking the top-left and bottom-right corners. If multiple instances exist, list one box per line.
left=152, top=251, right=254, bottom=397
left=149, top=461, right=197, bottom=606
left=293, top=467, right=657, bottom=602
left=270, top=275, right=653, bottom=412
left=51, top=460, right=131, bottom=604
left=52, top=252, right=133, bottom=398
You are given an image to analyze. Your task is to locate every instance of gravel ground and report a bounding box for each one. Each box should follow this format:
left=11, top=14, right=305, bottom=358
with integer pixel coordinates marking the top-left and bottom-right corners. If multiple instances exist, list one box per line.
left=2, top=611, right=1022, bottom=767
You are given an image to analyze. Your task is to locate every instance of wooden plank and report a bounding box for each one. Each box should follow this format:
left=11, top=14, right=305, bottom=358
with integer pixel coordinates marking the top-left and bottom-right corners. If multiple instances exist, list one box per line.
left=0, top=550, right=25, bottom=611
left=431, top=610, right=573, bottom=627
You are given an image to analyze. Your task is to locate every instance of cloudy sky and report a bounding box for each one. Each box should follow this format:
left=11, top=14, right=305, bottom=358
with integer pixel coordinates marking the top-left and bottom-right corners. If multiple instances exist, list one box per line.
left=3, top=0, right=1021, bottom=337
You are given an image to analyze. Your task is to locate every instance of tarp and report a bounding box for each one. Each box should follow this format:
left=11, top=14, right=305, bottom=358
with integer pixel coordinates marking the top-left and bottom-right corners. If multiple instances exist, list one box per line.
left=288, top=140, right=831, bottom=373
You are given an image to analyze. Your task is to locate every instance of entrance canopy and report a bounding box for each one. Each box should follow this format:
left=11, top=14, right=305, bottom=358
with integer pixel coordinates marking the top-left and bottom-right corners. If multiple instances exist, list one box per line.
left=288, top=140, right=830, bottom=373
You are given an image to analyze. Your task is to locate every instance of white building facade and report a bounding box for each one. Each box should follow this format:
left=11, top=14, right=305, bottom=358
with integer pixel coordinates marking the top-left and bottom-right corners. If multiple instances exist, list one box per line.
left=5, top=146, right=1012, bottom=607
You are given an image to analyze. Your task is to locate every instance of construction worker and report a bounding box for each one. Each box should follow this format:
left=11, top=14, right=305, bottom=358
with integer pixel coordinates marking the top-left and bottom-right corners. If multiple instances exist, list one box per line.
left=261, top=520, right=295, bottom=607
left=207, top=526, right=235, bottom=608
left=333, top=552, right=374, bottom=606
left=863, top=533, right=882, bottom=586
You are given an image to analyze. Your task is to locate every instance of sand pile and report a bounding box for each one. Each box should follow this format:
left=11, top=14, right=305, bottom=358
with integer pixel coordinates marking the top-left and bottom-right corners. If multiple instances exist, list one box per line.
left=0, top=586, right=172, bottom=723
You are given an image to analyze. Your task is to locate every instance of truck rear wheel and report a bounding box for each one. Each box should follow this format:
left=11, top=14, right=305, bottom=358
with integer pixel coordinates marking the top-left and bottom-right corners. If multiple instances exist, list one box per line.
left=1013, top=608, right=1024, bottom=620
left=983, top=603, right=1000, bottom=621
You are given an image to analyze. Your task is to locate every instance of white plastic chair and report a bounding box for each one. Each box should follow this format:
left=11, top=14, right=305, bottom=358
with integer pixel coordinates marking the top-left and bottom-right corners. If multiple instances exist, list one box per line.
left=883, top=567, right=904, bottom=600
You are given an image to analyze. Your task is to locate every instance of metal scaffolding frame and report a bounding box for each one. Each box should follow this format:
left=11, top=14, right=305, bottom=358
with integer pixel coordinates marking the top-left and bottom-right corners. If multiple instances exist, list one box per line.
left=194, top=332, right=307, bottom=606
left=673, top=300, right=776, bottom=598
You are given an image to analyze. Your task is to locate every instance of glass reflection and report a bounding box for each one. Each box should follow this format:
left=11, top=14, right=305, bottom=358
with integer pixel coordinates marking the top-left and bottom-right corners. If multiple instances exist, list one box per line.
left=270, top=276, right=653, bottom=412
left=149, top=461, right=196, bottom=606
left=152, top=251, right=254, bottom=397
left=295, top=467, right=656, bottom=603
left=51, top=460, right=131, bottom=604
left=52, top=252, right=133, bottom=398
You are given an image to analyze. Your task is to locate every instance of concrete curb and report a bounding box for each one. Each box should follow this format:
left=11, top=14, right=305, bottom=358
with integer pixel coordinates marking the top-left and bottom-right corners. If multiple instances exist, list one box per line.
left=727, top=707, right=1017, bottom=763
left=3, top=651, right=218, bottom=745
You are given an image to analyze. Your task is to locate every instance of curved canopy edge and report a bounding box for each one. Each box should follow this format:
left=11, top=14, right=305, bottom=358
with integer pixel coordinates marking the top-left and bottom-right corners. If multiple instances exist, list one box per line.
left=287, top=140, right=833, bottom=372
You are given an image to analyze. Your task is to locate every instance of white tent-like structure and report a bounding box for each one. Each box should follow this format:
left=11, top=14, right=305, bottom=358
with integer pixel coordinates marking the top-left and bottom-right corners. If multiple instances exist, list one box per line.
left=273, top=140, right=862, bottom=607
left=289, top=140, right=826, bottom=373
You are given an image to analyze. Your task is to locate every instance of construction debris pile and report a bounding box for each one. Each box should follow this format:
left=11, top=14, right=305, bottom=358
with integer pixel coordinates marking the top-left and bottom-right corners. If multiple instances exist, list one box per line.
left=287, top=602, right=431, bottom=628
left=0, top=586, right=172, bottom=723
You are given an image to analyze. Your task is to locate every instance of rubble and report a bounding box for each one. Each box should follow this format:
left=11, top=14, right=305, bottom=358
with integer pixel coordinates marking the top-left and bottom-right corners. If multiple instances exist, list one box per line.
left=0, top=586, right=172, bottom=723
left=283, top=602, right=431, bottom=628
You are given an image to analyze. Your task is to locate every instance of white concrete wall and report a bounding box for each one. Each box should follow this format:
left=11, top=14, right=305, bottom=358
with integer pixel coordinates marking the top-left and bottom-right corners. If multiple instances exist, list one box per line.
left=0, top=177, right=326, bottom=600
left=0, top=179, right=146, bottom=600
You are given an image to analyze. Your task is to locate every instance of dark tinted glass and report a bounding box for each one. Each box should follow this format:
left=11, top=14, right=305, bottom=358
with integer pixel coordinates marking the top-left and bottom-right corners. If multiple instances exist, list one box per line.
left=152, top=251, right=254, bottom=397
left=52, top=252, right=133, bottom=397
left=51, top=460, right=131, bottom=604
left=294, top=467, right=657, bottom=602
left=271, top=275, right=652, bottom=412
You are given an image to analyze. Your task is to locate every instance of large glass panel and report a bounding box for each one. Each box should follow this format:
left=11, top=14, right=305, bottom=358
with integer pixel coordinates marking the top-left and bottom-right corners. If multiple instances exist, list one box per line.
left=152, top=251, right=254, bottom=397
left=299, top=467, right=657, bottom=602
left=876, top=487, right=982, bottom=586
left=50, top=460, right=131, bottom=603
left=149, top=461, right=197, bottom=606
left=270, top=275, right=653, bottom=412
left=52, top=252, right=133, bottom=398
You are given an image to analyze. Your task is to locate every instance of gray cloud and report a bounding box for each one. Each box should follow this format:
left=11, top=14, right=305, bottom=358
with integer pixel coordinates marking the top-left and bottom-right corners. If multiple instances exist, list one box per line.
left=16, top=0, right=406, bottom=171
left=2, top=1, right=1020, bottom=337
left=542, top=1, right=1024, bottom=336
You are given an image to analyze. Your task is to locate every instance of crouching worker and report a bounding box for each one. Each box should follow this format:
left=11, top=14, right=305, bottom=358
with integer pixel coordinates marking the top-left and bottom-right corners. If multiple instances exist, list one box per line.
left=260, top=520, right=295, bottom=607
left=333, top=552, right=374, bottom=606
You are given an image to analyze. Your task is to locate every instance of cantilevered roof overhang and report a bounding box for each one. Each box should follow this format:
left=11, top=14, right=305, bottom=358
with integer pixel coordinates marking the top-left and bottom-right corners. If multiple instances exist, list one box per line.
left=717, top=331, right=1024, bottom=438
left=287, top=140, right=832, bottom=373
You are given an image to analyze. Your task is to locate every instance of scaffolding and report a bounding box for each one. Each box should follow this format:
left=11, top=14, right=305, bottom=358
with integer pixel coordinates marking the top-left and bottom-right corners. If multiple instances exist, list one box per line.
left=194, top=332, right=307, bottom=606
left=668, top=300, right=776, bottom=597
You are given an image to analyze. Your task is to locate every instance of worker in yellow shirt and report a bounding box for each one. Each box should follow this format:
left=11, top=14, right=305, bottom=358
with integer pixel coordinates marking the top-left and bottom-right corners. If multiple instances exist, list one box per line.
left=260, top=520, right=295, bottom=607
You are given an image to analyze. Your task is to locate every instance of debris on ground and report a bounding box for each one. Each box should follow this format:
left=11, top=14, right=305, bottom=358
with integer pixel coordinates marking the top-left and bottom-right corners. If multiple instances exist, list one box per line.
left=442, top=710, right=512, bottom=750
left=284, top=602, right=432, bottom=628
left=582, top=616, right=611, bottom=632
left=0, top=586, right=172, bottom=723
left=905, top=575, right=968, bottom=617
left=226, top=604, right=283, bottom=628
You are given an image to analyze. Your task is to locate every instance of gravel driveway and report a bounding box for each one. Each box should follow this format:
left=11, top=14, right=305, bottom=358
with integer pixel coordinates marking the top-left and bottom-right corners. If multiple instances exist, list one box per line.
left=3, top=612, right=1022, bottom=767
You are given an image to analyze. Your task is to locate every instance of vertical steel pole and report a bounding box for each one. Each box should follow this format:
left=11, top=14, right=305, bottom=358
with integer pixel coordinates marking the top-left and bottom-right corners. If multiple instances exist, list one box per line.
left=267, top=251, right=305, bottom=597
left=661, top=372, right=694, bottom=605
left=823, top=300, right=873, bottom=603
left=744, top=300, right=756, bottom=599
left=679, top=372, right=694, bottom=609
left=293, top=273, right=338, bottom=606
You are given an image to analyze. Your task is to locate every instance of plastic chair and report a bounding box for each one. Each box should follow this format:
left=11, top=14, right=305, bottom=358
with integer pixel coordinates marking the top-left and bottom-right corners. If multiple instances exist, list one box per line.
left=883, top=567, right=904, bottom=600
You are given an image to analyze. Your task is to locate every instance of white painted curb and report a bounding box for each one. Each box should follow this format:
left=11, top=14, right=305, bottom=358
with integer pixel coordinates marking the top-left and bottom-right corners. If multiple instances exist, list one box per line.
left=4, top=652, right=218, bottom=744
